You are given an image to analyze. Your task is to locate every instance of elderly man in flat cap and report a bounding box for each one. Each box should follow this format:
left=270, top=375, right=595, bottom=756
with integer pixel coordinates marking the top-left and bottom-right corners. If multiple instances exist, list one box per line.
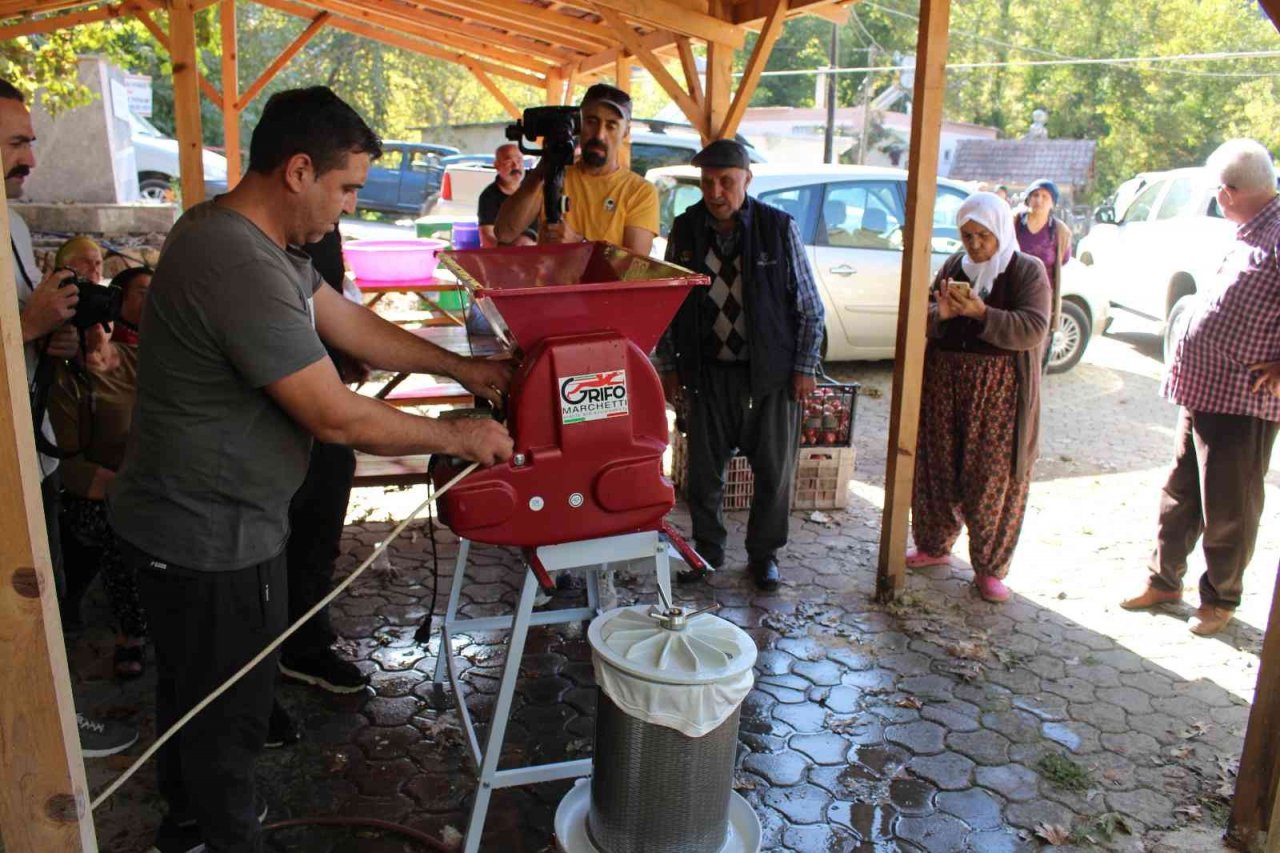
left=655, top=139, right=825, bottom=591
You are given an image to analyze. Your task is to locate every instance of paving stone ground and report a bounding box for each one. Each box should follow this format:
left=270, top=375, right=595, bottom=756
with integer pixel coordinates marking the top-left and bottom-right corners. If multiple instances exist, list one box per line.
left=77, top=313, right=1277, bottom=852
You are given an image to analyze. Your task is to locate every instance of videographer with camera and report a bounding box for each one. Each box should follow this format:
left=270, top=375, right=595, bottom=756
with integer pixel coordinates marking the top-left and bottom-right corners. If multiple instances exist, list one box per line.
left=2, top=79, right=140, bottom=758
left=106, top=86, right=512, bottom=853
left=495, top=83, right=658, bottom=255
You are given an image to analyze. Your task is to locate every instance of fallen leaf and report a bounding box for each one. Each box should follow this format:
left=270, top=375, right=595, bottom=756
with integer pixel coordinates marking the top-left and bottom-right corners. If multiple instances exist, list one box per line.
left=895, top=696, right=924, bottom=710
left=441, top=825, right=463, bottom=851
left=1180, top=721, right=1211, bottom=740
left=829, top=717, right=862, bottom=734
left=1170, top=745, right=1193, bottom=760
left=1175, top=804, right=1202, bottom=821
left=732, top=772, right=760, bottom=791
left=809, top=510, right=833, bottom=524
left=1034, top=823, right=1071, bottom=845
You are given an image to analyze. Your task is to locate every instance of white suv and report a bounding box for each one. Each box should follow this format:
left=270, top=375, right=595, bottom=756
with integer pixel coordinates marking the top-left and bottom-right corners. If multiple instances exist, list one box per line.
left=649, top=164, right=1109, bottom=372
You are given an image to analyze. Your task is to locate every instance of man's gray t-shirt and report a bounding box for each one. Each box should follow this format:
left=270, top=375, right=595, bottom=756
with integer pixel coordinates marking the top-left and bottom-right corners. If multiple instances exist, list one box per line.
left=108, top=202, right=328, bottom=571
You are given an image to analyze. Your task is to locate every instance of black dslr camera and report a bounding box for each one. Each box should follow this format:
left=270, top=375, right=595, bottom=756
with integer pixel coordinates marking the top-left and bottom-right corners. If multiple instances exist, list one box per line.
left=60, top=272, right=123, bottom=331
left=506, top=105, right=580, bottom=225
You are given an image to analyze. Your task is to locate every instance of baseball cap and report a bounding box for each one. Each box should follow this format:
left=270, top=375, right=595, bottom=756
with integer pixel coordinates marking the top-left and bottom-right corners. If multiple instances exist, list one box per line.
left=691, top=139, right=751, bottom=170
left=580, top=83, right=632, bottom=122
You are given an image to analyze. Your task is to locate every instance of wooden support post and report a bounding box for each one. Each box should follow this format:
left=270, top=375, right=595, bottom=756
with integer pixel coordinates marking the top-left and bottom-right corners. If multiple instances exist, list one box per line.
left=703, top=2, right=732, bottom=142
left=614, top=53, right=631, bottom=93
left=466, top=59, right=521, bottom=120
left=545, top=71, right=565, bottom=106
left=169, top=0, right=205, bottom=208
left=874, top=0, right=951, bottom=602
left=0, top=193, right=96, bottom=852
left=1229, top=561, right=1280, bottom=848
left=236, top=12, right=329, bottom=110
left=718, top=0, right=786, bottom=139
left=220, top=0, right=241, bottom=188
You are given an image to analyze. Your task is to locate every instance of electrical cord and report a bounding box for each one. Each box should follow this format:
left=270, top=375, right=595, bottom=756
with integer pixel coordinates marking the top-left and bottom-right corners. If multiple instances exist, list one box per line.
left=89, top=462, right=479, bottom=812
left=262, top=816, right=451, bottom=851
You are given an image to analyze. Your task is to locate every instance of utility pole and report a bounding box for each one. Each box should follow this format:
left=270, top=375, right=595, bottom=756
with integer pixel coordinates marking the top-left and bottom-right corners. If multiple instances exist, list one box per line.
left=822, top=22, right=839, bottom=163
left=858, top=46, right=876, bottom=164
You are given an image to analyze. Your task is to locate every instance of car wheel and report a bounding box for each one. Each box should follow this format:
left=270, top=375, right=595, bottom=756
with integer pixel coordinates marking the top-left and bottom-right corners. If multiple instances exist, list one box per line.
left=1163, top=294, right=1195, bottom=364
left=138, top=176, right=173, bottom=203
left=1047, top=300, right=1090, bottom=374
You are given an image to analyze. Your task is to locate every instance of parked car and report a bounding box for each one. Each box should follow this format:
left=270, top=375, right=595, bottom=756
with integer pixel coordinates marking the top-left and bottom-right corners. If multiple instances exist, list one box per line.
left=648, top=164, right=1109, bottom=372
left=1076, top=166, right=1241, bottom=359
left=358, top=141, right=460, bottom=216
left=627, top=123, right=766, bottom=176
left=128, top=111, right=229, bottom=201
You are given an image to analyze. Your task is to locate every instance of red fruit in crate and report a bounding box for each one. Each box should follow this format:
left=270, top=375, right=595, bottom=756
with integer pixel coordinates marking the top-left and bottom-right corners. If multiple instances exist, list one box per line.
left=824, top=430, right=838, bottom=445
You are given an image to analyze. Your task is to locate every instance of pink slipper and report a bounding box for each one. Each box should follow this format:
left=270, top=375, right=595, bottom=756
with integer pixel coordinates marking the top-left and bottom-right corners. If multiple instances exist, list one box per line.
left=975, top=575, right=1010, bottom=603
left=905, top=548, right=951, bottom=569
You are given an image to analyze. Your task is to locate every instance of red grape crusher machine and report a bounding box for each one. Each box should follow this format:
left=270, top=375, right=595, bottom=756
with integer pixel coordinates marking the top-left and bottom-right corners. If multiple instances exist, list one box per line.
left=428, top=243, right=710, bottom=852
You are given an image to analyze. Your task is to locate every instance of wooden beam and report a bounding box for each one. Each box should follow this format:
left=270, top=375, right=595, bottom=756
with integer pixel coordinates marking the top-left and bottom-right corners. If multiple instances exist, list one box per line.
left=544, top=70, right=565, bottom=105
left=221, top=0, right=242, bottom=188
left=465, top=59, right=521, bottom=120
left=433, top=0, right=612, bottom=52
left=1258, top=0, right=1280, bottom=30
left=1228, top=563, right=1280, bottom=847
left=718, top=0, right=785, bottom=138
left=591, top=3, right=703, bottom=131
left=134, top=9, right=169, bottom=47
left=875, top=0, right=951, bottom=602
left=236, top=11, right=328, bottom=109
left=703, top=7, right=732, bottom=143
left=731, top=0, right=848, bottom=26
left=0, top=0, right=144, bottom=39
left=575, top=29, right=678, bottom=74
left=0, top=182, right=96, bottom=853
left=170, top=0, right=205, bottom=208
left=570, top=0, right=746, bottom=49
left=614, top=53, right=631, bottom=93
left=317, top=0, right=557, bottom=73
left=675, top=36, right=703, bottom=109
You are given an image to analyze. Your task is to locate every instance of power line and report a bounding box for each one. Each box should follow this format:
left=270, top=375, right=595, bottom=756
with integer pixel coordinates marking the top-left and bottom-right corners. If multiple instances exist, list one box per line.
left=738, top=49, right=1280, bottom=79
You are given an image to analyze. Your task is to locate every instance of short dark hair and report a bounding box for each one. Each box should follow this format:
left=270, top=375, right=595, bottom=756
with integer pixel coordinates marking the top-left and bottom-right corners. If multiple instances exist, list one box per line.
left=248, top=86, right=381, bottom=176
left=0, top=80, right=25, bottom=103
left=111, top=266, right=153, bottom=296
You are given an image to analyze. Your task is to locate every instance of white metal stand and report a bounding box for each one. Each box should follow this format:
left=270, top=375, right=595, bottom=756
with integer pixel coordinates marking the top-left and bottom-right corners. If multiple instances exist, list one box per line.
left=433, top=531, right=674, bottom=853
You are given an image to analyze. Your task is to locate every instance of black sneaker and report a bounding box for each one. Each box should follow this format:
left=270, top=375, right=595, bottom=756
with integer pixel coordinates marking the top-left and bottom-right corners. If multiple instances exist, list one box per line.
left=265, top=701, right=300, bottom=749
left=279, top=649, right=368, bottom=694
left=78, top=713, right=138, bottom=758
left=148, top=818, right=205, bottom=853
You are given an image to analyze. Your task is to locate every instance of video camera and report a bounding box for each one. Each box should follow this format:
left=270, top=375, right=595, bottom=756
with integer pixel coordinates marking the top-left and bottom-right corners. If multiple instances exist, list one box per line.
left=59, top=272, right=123, bottom=332
left=506, top=105, right=580, bottom=225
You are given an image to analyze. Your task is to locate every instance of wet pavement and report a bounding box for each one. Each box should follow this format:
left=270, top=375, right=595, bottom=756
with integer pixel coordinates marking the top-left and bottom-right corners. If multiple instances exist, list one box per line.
left=75, top=314, right=1277, bottom=852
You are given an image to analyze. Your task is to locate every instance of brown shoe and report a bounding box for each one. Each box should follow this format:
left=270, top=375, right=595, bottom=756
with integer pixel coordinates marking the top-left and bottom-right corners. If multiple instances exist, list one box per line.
left=1188, top=605, right=1235, bottom=637
left=1119, top=584, right=1183, bottom=610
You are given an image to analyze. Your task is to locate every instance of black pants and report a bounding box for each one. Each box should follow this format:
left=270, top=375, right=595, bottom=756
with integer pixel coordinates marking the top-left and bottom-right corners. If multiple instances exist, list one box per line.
left=283, top=441, right=356, bottom=659
left=686, top=363, right=800, bottom=567
left=42, top=470, right=65, bottom=599
left=128, top=541, right=287, bottom=853
left=1150, top=407, right=1279, bottom=608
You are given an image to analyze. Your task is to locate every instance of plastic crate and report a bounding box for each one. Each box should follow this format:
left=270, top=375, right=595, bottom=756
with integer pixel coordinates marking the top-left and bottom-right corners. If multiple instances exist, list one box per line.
left=669, top=432, right=856, bottom=511
left=792, top=446, right=857, bottom=510
left=800, top=382, right=860, bottom=448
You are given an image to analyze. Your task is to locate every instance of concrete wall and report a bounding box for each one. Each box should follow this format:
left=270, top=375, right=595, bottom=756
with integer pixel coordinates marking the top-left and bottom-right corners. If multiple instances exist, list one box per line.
left=23, top=56, right=139, bottom=204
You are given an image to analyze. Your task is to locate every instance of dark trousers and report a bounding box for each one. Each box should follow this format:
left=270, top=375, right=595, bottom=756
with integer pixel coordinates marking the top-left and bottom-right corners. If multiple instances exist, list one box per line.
left=128, top=542, right=287, bottom=853
left=42, top=470, right=65, bottom=599
left=686, top=363, right=800, bottom=567
left=283, top=441, right=356, bottom=659
left=1150, top=407, right=1279, bottom=608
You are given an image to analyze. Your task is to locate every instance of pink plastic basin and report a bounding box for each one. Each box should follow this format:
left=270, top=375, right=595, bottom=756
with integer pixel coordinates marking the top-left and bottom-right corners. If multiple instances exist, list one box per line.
left=343, top=238, right=448, bottom=282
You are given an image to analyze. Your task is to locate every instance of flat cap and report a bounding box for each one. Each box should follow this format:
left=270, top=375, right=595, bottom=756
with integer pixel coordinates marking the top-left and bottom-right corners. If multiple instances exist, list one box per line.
left=691, top=139, right=751, bottom=170
left=580, top=83, right=632, bottom=121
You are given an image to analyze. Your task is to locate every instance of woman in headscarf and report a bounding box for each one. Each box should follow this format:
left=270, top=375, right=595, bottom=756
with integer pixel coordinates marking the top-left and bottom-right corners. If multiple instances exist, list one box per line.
left=1014, top=179, right=1072, bottom=370
left=905, top=192, right=1051, bottom=602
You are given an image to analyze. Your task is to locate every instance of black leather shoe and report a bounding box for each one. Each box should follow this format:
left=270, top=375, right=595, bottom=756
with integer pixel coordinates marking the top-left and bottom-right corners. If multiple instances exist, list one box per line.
left=679, top=547, right=723, bottom=583
left=749, top=558, right=780, bottom=592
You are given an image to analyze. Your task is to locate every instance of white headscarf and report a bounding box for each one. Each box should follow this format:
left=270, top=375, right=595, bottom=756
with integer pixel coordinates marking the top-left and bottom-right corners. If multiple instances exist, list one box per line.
left=957, top=191, right=1018, bottom=299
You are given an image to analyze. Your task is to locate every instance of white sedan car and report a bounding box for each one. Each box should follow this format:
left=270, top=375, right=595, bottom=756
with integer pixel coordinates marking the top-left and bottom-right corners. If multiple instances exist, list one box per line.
left=648, top=164, right=1109, bottom=372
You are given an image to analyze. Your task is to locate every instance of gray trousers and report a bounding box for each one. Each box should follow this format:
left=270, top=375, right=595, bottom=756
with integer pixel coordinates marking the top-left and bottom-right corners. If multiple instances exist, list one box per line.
left=686, top=362, right=800, bottom=567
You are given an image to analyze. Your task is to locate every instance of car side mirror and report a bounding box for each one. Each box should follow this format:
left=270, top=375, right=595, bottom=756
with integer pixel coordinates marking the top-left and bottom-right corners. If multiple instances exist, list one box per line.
left=1094, top=205, right=1115, bottom=225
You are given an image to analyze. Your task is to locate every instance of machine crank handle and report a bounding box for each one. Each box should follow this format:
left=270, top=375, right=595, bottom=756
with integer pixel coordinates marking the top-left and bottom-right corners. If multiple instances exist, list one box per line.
left=659, top=519, right=711, bottom=575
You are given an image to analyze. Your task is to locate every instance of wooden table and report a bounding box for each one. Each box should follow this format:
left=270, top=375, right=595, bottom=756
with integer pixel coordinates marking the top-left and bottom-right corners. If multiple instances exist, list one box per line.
left=353, top=274, right=468, bottom=327
left=364, top=326, right=507, bottom=405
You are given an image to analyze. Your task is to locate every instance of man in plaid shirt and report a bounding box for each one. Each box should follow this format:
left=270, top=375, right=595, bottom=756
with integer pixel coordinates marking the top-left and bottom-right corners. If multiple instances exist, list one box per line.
left=655, top=139, right=825, bottom=591
left=1121, top=139, right=1280, bottom=636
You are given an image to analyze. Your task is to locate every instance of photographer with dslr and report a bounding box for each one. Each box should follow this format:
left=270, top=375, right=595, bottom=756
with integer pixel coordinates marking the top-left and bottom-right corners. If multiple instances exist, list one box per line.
left=3, top=79, right=138, bottom=758
left=56, top=234, right=105, bottom=283
left=495, top=83, right=658, bottom=255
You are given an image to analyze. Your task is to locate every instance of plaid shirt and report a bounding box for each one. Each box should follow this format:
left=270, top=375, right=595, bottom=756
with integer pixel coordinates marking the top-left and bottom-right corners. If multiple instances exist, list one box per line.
left=654, top=212, right=824, bottom=376
left=1162, top=194, right=1280, bottom=421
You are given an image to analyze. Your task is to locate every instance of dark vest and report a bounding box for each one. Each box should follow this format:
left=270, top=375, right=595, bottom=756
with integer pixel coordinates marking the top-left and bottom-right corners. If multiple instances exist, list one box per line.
left=666, top=196, right=796, bottom=398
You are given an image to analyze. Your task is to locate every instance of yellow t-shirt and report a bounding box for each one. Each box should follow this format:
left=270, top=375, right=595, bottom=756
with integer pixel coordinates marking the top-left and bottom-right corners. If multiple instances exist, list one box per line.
left=545, top=164, right=659, bottom=246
